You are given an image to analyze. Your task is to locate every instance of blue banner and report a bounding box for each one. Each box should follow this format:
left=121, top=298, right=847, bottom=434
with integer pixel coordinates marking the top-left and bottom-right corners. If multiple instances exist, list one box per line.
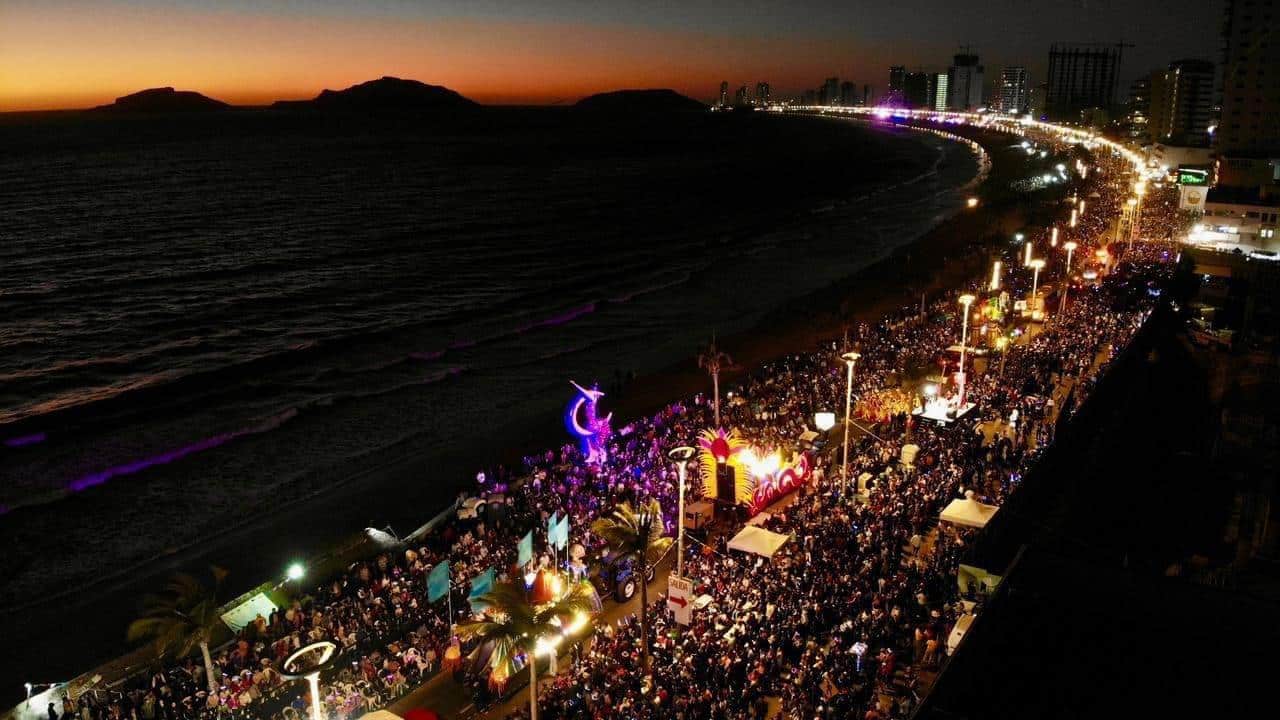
left=468, top=567, right=496, bottom=612
left=518, top=530, right=533, bottom=567
left=427, top=561, right=451, bottom=603
left=547, top=512, right=560, bottom=543
left=554, top=513, right=570, bottom=550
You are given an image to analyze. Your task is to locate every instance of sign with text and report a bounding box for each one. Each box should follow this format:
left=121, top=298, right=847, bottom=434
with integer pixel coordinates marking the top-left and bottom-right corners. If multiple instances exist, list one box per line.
left=667, top=575, right=694, bottom=625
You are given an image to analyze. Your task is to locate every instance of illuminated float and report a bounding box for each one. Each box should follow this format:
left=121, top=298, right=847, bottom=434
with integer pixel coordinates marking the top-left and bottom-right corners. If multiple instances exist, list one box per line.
left=697, top=428, right=810, bottom=515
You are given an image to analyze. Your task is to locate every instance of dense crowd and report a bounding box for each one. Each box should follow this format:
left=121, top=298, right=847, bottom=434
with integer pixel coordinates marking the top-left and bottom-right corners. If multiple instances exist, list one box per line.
left=52, top=123, right=1177, bottom=720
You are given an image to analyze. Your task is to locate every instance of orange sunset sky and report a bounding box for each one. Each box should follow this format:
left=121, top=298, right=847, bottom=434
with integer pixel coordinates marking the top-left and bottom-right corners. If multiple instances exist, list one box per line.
left=0, top=1, right=904, bottom=111
left=1, top=1, right=1214, bottom=112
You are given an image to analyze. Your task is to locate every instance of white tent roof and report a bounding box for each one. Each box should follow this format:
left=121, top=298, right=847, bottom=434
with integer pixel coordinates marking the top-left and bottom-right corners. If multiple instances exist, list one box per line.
left=939, top=492, right=999, bottom=528
left=947, top=613, right=977, bottom=654
left=360, top=711, right=404, bottom=720
left=727, top=526, right=790, bottom=558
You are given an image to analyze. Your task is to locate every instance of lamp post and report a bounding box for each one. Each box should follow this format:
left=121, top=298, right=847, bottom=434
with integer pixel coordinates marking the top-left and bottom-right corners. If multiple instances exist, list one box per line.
left=1060, top=241, right=1077, bottom=314
left=957, top=294, right=975, bottom=405
left=990, top=261, right=1001, bottom=291
left=1029, top=259, right=1046, bottom=320
left=1070, top=208, right=1078, bottom=228
left=840, top=351, right=861, bottom=491
left=1023, top=239, right=1033, bottom=267
left=282, top=642, right=339, bottom=720
left=1050, top=226, right=1059, bottom=247
left=667, top=446, right=696, bottom=580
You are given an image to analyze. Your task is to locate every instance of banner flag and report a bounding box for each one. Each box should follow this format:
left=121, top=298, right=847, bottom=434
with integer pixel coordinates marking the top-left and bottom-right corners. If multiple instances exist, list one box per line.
left=468, top=567, right=496, bottom=612
left=554, top=513, right=570, bottom=550
left=518, top=530, right=533, bottom=567
left=547, top=512, right=561, bottom=543
left=427, top=561, right=451, bottom=603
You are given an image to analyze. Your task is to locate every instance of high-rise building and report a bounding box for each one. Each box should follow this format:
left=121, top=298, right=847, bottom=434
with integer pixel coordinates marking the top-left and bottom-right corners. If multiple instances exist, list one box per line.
left=1123, top=76, right=1151, bottom=141
left=1217, top=0, right=1280, bottom=188
left=840, top=81, right=857, bottom=106
left=1045, top=43, right=1121, bottom=123
left=824, top=77, right=840, bottom=106
left=930, top=73, right=949, bottom=111
left=997, top=66, right=1029, bottom=115
left=755, top=82, right=771, bottom=105
left=734, top=85, right=749, bottom=106
left=1147, top=59, right=1215, bottom=147
left=863, top=84, right=874, bottom=106
left=718, top=81, right=729, bottom=108
left=947, top=53, right=984, bottom=111
left=888, top=66, right=907, bottom=105
left=903, top=71, right=930, bottom=108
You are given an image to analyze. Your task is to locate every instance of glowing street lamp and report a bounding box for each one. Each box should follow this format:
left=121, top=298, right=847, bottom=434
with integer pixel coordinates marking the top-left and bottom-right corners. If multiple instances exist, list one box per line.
left=957, top=294, right=975, bottom=405
left=282, top=642, right=339, bottom=720
left=286, top=563, right=305, bottom=581
left=995, top=336, right=1010, bottom=377
left=667, top=446, right=696, bottom=579
left=1029, top=259, right=1046, bottom=319
left=840, top=351, right=861, bottom=490
left=966, top=196, right=979, bottom=208
left=990, top=261, right=1001, bottom=291
left=1061, top=241, right=1077, bottom=314
left=1050, top=226, right=1059, bottom=247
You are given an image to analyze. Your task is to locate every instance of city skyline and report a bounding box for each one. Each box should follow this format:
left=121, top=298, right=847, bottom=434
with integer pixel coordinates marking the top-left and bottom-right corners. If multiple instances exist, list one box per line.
left=1, top=0, right=1219, bottom=111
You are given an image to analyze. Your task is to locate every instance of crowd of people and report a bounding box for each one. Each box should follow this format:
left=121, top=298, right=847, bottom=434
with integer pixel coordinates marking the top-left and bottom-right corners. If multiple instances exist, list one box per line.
left=57, top=121, right=1178, bottom=720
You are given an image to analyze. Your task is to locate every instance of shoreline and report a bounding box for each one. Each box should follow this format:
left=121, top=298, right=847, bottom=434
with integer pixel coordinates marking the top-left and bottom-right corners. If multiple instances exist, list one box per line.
left=0, top=117, right=1028, bottom=701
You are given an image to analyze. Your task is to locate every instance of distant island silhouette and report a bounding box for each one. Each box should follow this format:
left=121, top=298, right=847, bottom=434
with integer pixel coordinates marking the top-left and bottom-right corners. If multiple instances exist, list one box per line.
left=93, top=87, right=230, bottom=113
left=273, top=76, right=479, bottom=112
left=574, top=89, right=706, bottom=112
left=75, top=80, right=712, bottom=116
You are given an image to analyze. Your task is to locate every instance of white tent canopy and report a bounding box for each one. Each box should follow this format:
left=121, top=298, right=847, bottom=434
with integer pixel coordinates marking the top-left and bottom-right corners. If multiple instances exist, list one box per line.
left=360, top=711, right=404, bottom=720
left=947, top=613, right=977, bottom=654
left=728, top=526, right=791, bottom=558
left=939, top=491, right=999, bottom=528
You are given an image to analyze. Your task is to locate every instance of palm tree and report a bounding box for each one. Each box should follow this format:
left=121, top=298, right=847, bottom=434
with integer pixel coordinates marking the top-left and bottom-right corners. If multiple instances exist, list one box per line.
left=128, top=566, right=228, bottom=694
left=590, top=499, right=672, bottom=674
left=458, top=579, right=596, bottom=720
left=698, top=336, right=732, bottom=427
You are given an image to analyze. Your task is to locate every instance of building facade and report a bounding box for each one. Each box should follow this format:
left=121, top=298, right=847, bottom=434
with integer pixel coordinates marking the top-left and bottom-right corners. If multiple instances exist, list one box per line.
left=931, top=73, right=950, bottom=111
left=718, top=81, right=729, bottom=108
left=755, top=82, right=771, bottom=105
left=947, top=53, right=984, bottom=111
left=1147, top=59, right=1215, bottom=146
left=1045, top=43, right=1121, bottom=123
left=1217, top=0, right=1280, bottom=188
left=997, top=66, right=1029, bottom=114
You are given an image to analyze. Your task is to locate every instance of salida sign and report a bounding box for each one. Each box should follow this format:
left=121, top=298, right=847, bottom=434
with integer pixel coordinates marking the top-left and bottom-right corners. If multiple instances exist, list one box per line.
left=667, top=575, right=694, bottom=625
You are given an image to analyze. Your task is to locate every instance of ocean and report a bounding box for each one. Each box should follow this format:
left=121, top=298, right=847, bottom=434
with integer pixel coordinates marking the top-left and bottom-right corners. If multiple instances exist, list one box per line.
left=0, top=108, right=976, bottom=623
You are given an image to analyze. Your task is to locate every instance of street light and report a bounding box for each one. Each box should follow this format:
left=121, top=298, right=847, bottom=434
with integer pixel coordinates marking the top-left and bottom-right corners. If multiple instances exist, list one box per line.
left=957, top=294, right=975, bottom=405
left=667, top=446, right=697, bottom=580
left=840, top=351, right=861, bottom=491
left=286, top=562, right=305, bottom=581
left=1060, top=241, right=1077, bottom=314
left=995, top=336, right=1010, bottom=377
left=1029, top=259, right=1046, bottom=319
left=282, top=642, right=339, bottom=720
left=1050, top=226, right=1059, bottom=247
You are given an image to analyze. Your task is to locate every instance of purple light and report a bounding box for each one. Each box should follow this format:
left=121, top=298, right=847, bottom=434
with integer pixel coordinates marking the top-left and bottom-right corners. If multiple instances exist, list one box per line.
left=4, top=432, right=46, bottom=448
left=66, top=409, right=297, bottom=493
left=518, top=303, right=595, bottom=333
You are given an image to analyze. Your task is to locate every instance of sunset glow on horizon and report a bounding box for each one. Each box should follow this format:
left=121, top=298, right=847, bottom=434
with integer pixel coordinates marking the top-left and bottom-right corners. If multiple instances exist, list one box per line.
left=0, top=0, right=1214, bottom=112
left=0, top=1, right=890, bottom=111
